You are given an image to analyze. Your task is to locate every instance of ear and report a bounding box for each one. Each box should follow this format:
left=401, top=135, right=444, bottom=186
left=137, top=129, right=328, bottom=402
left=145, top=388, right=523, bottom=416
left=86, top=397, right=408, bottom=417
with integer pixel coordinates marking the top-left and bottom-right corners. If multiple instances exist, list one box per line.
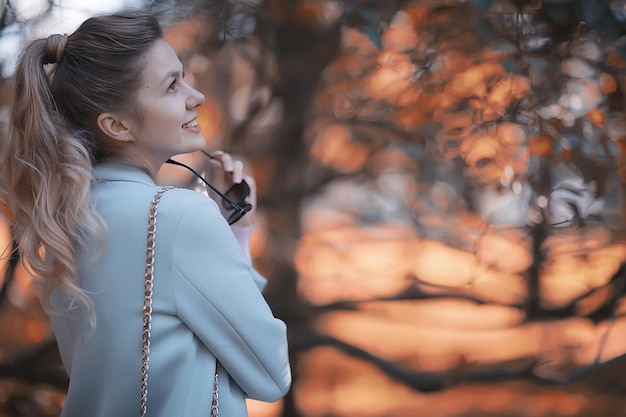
left=96, top=113, right=134, bottom=142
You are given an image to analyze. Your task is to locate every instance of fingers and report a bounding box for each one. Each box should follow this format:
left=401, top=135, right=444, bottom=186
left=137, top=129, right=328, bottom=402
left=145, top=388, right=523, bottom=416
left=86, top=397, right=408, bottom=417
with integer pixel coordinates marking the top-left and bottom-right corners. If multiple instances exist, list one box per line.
left=207, top=151, right=244, bottom=183
left=208, top=150, right=232, bottom=172
left=232, top=160, right=244, bottom=183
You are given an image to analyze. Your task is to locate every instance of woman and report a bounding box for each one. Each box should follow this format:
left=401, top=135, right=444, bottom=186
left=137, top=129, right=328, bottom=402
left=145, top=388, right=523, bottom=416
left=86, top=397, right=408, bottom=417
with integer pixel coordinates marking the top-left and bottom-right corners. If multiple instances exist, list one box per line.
left=0, top=9, right=291, bottom=417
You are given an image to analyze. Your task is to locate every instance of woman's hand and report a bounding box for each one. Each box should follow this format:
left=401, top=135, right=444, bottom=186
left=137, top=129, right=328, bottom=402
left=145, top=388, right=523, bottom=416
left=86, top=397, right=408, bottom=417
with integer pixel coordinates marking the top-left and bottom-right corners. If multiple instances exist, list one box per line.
left=203, top=151, right=257, bottom=227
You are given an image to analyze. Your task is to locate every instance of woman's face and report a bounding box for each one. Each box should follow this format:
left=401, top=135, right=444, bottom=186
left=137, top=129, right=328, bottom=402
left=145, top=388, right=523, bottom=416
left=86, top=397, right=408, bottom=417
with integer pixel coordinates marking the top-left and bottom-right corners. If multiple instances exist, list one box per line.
left=126, top=39, right=206, bottom=169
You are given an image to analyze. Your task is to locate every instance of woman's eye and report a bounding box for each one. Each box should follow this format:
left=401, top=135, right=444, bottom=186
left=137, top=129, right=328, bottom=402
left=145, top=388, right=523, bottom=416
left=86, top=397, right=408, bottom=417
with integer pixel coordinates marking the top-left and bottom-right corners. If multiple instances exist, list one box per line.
left=167, top=80, right=178, bottom=93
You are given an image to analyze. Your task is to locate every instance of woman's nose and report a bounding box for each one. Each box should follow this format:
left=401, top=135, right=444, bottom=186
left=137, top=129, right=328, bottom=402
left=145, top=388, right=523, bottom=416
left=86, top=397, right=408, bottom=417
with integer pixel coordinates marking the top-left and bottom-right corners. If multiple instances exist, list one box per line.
left=187, top=86, right=205, bottom=109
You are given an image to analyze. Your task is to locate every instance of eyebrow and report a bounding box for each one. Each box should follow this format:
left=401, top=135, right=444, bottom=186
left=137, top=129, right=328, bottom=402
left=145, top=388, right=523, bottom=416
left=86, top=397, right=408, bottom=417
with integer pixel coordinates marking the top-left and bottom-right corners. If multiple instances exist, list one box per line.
left=159, top=61, right=186, bottom=87
left=159, top=70, right=182, bottom=87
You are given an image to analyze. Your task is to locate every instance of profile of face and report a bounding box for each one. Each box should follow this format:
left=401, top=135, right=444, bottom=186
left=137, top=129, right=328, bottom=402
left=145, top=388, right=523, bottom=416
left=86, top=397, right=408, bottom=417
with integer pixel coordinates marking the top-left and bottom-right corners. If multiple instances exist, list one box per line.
left=101, top=38, right=206, bottom=171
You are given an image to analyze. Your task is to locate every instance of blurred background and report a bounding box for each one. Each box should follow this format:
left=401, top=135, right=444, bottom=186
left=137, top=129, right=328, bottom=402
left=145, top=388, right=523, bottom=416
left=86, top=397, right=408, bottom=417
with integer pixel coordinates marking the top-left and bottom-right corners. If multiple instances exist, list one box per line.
left=1, top=0, right=626, bottom=416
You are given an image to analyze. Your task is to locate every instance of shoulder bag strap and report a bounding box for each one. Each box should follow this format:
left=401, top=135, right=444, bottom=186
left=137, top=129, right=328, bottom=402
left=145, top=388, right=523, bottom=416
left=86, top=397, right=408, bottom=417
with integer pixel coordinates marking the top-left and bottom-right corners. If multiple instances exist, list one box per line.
left=140, top=186, right=219, bottom=417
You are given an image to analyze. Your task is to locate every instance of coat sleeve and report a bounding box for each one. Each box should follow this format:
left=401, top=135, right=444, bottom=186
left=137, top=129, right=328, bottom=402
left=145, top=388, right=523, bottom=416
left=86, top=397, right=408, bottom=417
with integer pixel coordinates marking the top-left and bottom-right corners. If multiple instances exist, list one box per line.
left=230, top=223, right=267, bottom=291
left=169, top=195, right=291, bottom=402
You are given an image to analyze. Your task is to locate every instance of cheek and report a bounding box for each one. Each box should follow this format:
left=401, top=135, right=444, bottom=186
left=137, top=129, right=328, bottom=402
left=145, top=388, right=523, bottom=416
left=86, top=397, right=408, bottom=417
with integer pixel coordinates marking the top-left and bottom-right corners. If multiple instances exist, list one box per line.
left=136, top=98, right=184, bottom=138
left=141, top=113, right=170, bottom=137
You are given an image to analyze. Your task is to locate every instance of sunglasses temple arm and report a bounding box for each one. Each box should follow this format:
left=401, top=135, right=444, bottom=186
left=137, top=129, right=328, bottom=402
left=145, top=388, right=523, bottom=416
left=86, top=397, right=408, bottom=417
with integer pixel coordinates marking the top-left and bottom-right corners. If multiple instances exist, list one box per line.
left=165, top=158, right=236, bottom=206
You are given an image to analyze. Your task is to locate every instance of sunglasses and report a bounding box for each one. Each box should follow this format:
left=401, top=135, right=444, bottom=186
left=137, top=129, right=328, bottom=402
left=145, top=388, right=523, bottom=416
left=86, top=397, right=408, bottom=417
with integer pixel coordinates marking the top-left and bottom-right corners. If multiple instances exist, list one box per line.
left=165, top=156, right=252, bottom=225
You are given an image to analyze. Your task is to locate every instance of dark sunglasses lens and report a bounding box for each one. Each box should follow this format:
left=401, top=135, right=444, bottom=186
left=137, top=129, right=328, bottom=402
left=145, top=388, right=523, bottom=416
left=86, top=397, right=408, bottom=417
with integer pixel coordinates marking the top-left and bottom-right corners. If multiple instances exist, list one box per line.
left=227, top=212, right=244, bottom=225
left=222, top=180, right=250, bottom=210
left=227, top=203, right=253, bottom=225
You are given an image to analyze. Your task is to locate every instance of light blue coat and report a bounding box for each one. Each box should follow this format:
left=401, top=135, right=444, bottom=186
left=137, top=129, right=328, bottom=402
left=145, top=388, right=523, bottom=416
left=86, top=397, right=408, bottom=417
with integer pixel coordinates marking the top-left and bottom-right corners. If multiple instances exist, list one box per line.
left=47, top=164, right=291, bottom=417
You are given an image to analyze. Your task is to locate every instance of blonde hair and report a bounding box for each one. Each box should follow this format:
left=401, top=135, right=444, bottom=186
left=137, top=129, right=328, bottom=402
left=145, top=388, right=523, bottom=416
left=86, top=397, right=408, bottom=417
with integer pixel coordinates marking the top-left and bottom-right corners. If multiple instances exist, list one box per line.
left=0, top=10, right=163, bottom=324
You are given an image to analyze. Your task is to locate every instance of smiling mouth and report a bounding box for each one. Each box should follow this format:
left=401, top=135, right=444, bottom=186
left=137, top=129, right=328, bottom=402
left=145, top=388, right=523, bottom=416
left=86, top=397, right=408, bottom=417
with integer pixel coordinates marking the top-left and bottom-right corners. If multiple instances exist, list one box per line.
left=182, top=119, right=198, bottom=128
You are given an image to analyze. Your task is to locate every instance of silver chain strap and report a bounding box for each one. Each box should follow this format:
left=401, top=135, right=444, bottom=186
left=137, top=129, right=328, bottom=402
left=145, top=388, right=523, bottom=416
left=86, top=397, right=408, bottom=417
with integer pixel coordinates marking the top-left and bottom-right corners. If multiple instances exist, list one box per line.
left=140, top=186, right=219, bottom=417
left=141, top=186, right=173, bottom=417
left=211, top=370, right=219, bottom=417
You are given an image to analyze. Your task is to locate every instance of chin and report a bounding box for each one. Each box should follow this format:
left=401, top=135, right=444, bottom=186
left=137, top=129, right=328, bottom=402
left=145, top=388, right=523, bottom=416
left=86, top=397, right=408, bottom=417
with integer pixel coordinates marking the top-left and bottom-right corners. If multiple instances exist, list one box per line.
left=183, top=136, right=207, bottom=152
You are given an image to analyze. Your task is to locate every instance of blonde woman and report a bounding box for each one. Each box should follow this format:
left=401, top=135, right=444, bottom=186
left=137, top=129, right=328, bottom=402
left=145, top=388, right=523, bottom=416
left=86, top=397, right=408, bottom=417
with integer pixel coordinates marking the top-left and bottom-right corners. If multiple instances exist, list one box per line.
left=0, top=10, right=290, bottom=417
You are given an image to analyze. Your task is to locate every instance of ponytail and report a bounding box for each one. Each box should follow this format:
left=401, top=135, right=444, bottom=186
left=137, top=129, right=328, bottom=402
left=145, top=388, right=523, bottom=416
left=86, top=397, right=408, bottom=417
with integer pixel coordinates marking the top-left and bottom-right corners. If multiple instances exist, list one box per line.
left=1, top=36, right=102, bottom=325
left=0, top=10, right=163, bottom=326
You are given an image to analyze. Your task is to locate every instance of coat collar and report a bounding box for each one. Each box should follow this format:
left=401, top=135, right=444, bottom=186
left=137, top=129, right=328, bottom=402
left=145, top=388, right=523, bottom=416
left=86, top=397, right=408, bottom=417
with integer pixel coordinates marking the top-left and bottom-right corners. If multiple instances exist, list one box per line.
left=93, top=163, right=156, bottom=186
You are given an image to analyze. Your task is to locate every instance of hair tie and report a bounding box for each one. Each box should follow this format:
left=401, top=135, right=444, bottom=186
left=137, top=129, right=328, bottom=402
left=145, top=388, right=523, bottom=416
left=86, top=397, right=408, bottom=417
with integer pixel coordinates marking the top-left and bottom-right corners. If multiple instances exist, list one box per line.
left=43, top=33, right=69, bottom=65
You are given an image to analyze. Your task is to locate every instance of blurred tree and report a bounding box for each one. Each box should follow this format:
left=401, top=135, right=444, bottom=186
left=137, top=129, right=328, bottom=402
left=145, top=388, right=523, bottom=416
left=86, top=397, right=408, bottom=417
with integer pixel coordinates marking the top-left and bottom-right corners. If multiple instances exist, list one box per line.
left=1, top=0, right=626, bottom=416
